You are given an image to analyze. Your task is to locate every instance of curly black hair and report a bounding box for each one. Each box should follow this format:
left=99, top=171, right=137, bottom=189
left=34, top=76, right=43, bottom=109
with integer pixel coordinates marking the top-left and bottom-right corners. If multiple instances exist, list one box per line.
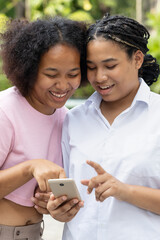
left=0, top=17, right=87, bottom=96
left=87, top=13, right=159, bottom=86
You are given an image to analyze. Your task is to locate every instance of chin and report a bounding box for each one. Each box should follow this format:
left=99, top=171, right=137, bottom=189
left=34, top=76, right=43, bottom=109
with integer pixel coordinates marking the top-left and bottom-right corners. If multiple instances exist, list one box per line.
left=54, top=101, right=66, bottom=109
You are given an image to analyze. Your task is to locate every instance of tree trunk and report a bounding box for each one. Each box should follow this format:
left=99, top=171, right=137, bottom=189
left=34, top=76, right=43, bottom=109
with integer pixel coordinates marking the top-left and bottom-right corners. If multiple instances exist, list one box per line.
left=15, top=0, right=25, bottom=18
left=136, top=0, right=142, bottom=23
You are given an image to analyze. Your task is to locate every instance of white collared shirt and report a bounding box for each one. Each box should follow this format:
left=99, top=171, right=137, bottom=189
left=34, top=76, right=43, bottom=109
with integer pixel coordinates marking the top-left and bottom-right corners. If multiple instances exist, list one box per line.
left=62, top=79, right=160, bottom=240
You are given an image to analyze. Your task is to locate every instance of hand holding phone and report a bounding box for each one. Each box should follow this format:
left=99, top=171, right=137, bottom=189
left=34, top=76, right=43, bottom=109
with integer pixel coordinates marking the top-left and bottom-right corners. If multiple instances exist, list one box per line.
left=48, top=178, right=82, bottom=201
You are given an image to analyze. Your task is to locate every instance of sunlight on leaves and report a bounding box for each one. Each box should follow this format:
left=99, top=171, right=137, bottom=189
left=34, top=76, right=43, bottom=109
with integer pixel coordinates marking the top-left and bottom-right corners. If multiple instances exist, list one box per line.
left=0, top=14, right=9, bottom=33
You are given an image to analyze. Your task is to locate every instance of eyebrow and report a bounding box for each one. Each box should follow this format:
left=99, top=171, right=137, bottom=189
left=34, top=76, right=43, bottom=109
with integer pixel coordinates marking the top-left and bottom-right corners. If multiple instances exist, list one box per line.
left=44, top=67, right=80, bottom=72
left=102, top=58, right=117, bottom=63
left=87, top=58, right=117, bottom=64
left=44, top=68, right=57, bottom=71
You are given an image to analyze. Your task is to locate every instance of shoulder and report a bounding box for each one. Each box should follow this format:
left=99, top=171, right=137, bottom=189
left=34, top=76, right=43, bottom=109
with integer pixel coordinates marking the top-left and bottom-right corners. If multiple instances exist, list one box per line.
left=149, top=91, right=160, bottom=105
left=147, top=91, right=160, bottom=119
left=63, top=99, right=92, bottom=132
left=55, top=106, right=69, bottom=123
left=66, top=92, right=98, bottom=120
left=66, top=102, right=87, bottom=120
left=0, top=87, right=23, bottom=110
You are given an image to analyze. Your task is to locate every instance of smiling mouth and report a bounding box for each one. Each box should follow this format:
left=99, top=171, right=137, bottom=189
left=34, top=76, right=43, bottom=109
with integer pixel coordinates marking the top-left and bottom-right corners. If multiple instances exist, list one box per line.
left=49, top=91, right=68, bottom=98
left=99, top=84, right=114, bottom=90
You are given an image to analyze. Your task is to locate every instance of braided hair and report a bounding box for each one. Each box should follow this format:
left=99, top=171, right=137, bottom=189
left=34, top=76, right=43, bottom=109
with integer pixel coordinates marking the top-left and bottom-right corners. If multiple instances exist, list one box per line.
left=87, top=13, right=159, bottom=86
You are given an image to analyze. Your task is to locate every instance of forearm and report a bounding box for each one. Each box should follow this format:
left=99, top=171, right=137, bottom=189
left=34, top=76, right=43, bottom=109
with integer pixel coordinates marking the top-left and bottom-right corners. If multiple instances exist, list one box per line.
left=0, top=160, right=33, bottom=199
left=0, top=158, right=66, bottom=199
left=123, top=184, right=160, bottom=215
left=83, top=161, right=160, bottom=215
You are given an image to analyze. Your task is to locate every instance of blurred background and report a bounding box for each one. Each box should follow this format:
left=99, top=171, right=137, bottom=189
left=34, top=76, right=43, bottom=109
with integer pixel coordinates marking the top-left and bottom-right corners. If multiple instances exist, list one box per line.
left=0, top=0, right=160, bottom=102
left=0, top=1, right=160, bottom=238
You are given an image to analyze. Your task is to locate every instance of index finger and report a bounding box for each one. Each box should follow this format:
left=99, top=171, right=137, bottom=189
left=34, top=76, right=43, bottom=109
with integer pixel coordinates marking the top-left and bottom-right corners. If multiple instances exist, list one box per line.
left=86, top=160, right=105, bottom=175
left=59, top=169, right=66, bottom=179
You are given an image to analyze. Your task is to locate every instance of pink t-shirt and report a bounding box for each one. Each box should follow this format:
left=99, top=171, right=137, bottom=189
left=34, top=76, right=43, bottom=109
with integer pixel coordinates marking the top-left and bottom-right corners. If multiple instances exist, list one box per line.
left=0, top=87, right=68, bottom=206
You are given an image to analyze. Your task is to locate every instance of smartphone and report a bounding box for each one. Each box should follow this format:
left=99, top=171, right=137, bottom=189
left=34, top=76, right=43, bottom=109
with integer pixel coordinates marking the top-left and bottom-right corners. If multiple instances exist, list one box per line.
left=48, top=178, right=82, bottom=201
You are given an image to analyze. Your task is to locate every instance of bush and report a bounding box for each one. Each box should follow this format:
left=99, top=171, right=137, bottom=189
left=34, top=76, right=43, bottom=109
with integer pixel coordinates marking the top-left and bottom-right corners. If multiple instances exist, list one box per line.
left=147, top=12, right=160, bottom=94
left=72, top=83, right=95, bottom=99
left=0, top=74, right=11, bottom=91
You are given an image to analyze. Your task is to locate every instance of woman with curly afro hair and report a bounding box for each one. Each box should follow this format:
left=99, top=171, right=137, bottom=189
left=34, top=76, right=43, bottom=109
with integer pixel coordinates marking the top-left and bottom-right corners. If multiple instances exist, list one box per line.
left=0, top=16, right=87, bottom=239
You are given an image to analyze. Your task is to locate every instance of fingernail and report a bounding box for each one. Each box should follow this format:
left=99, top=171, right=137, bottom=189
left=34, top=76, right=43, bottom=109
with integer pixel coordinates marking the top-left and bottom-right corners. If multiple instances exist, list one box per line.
left=73, top=199, right=78, bottom=204
left=78, top=202, right=84, bottom=207
left=35, top=193, right=40, bottom=198
left=62, top=196, right=67, bottom=201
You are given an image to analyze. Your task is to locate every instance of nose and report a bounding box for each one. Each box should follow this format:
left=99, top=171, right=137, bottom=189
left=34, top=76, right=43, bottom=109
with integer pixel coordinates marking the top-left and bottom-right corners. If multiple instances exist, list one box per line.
left=55, top=78, right=70, bottom=91
left=96, top=68, right=108, bottom=83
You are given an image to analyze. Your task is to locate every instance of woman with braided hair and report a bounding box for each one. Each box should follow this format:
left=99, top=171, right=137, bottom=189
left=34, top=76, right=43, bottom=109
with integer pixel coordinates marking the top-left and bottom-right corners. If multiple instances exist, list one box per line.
left=47, top=14, right=160, bottom=239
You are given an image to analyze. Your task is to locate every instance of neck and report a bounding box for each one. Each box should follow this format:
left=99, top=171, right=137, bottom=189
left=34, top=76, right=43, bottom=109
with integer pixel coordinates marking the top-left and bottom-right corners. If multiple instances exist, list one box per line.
left=100, top=85, right=139, bottom=125
left=25, top=95, right=55, bottom=115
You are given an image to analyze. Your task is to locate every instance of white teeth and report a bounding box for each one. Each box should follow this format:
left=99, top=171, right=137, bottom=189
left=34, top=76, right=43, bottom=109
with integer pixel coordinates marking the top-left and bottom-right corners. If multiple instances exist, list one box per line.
left=50, top=91, right=67, bottom=98
left=100, top=86, right=111, bottom=89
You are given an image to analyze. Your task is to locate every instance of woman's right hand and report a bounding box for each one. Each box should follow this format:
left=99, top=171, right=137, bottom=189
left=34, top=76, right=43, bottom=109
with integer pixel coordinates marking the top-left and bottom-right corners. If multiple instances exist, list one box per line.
left=30, top=159, right=66, bottom=192
left=0, top=159, right=65, bottom=199
left=47, top=194, right=84, bottom=222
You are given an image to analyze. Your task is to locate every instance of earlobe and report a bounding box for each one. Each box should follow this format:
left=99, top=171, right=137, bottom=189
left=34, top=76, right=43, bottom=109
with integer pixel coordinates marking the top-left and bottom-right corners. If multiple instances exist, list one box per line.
left=135, top=50, right=144, bottom=69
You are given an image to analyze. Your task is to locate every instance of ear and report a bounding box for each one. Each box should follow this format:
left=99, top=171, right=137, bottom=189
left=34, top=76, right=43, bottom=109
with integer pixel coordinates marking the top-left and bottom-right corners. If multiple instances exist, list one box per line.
left=134, top=50, right=144, bottom=69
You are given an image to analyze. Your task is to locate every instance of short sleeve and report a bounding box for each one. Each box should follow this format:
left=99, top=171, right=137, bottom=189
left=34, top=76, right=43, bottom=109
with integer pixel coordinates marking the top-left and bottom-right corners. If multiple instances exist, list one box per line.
left=61, top=114, right=70, bottom=177
left=0, top=109, right=14, bottom=167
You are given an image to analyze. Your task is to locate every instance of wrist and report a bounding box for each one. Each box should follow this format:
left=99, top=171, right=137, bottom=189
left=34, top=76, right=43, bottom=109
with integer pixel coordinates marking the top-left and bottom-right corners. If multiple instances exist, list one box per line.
left=119, top=183, right=132, bottom=202
left=22, top=160, right=35, bottom=179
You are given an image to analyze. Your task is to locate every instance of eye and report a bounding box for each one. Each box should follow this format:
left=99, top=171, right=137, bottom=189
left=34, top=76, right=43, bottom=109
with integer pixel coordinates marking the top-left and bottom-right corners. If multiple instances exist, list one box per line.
left=45, top=74, right=57, bottom=78
left=87, top=65, right=96, bottom=70
left=68, top=73, right=80, bottom=78
left=106, top=65, right=117, bottom=70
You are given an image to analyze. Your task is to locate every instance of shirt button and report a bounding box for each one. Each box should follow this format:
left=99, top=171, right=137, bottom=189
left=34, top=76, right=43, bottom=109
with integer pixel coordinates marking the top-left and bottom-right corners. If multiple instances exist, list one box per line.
left=16, top=230, right=20, bottom=236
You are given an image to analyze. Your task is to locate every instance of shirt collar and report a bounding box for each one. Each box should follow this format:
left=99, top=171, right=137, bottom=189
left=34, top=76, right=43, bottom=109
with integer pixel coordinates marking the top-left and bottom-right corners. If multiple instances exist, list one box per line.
left=132, top=78, right=150, bottom=106
left=85, top=91, right=101, bottom=110
left=85, top=78, right=150, bottom=110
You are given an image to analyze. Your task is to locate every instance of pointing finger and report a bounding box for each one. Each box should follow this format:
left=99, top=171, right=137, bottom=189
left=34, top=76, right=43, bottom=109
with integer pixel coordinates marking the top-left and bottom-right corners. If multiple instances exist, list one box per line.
left=86, top=160, right=105, bottom=175
left=81, top=179, right=89, bottom=186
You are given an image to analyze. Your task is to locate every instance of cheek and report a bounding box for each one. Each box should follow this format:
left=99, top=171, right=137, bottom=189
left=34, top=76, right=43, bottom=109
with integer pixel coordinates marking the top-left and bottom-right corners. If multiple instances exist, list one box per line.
left=35, top=77, right=51, bottom=90
left=72, top=77, right=81, bottom=90
left=87, top=71, right=94, bottom=84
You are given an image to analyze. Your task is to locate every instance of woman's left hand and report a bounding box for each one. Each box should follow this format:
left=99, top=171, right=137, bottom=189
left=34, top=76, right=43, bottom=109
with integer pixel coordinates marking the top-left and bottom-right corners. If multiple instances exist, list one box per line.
left=81, top=160, right=160, bottom=215
left=31, top=187, right=52, bottom=214
left=47, top=194, right=84, bottom=222
left=81, top=160, right=128, bottom=202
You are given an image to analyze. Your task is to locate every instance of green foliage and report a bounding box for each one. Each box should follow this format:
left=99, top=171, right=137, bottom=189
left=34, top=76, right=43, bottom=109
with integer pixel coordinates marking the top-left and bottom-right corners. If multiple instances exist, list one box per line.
left=72, top=83, right=95, bottom=99
left=69, top=10, right=94, bottom=22
left=147, top=12, right=160, bottom=34
left=0, top=0, right=160, bottom=97
left=147, top=12, right=160, bottom=94
left=0, top=0, right=138, bottom=21
left=0, top=14, right=9, bottom=33
left=0, top=0, right=15, bottom=18
left=111, top=0, right=136, bottom=18
left=150, top=78, right=160, bottom=94
left=30, top=0, right=71, bottom=19
left=0, top=74, right=11, bottom=91
left=147, top=12, right=160, bottom=61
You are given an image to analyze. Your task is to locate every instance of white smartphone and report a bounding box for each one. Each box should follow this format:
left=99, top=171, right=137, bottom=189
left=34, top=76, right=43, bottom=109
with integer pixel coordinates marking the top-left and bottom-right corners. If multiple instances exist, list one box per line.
left=48, top=178, right=82, bottom=201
